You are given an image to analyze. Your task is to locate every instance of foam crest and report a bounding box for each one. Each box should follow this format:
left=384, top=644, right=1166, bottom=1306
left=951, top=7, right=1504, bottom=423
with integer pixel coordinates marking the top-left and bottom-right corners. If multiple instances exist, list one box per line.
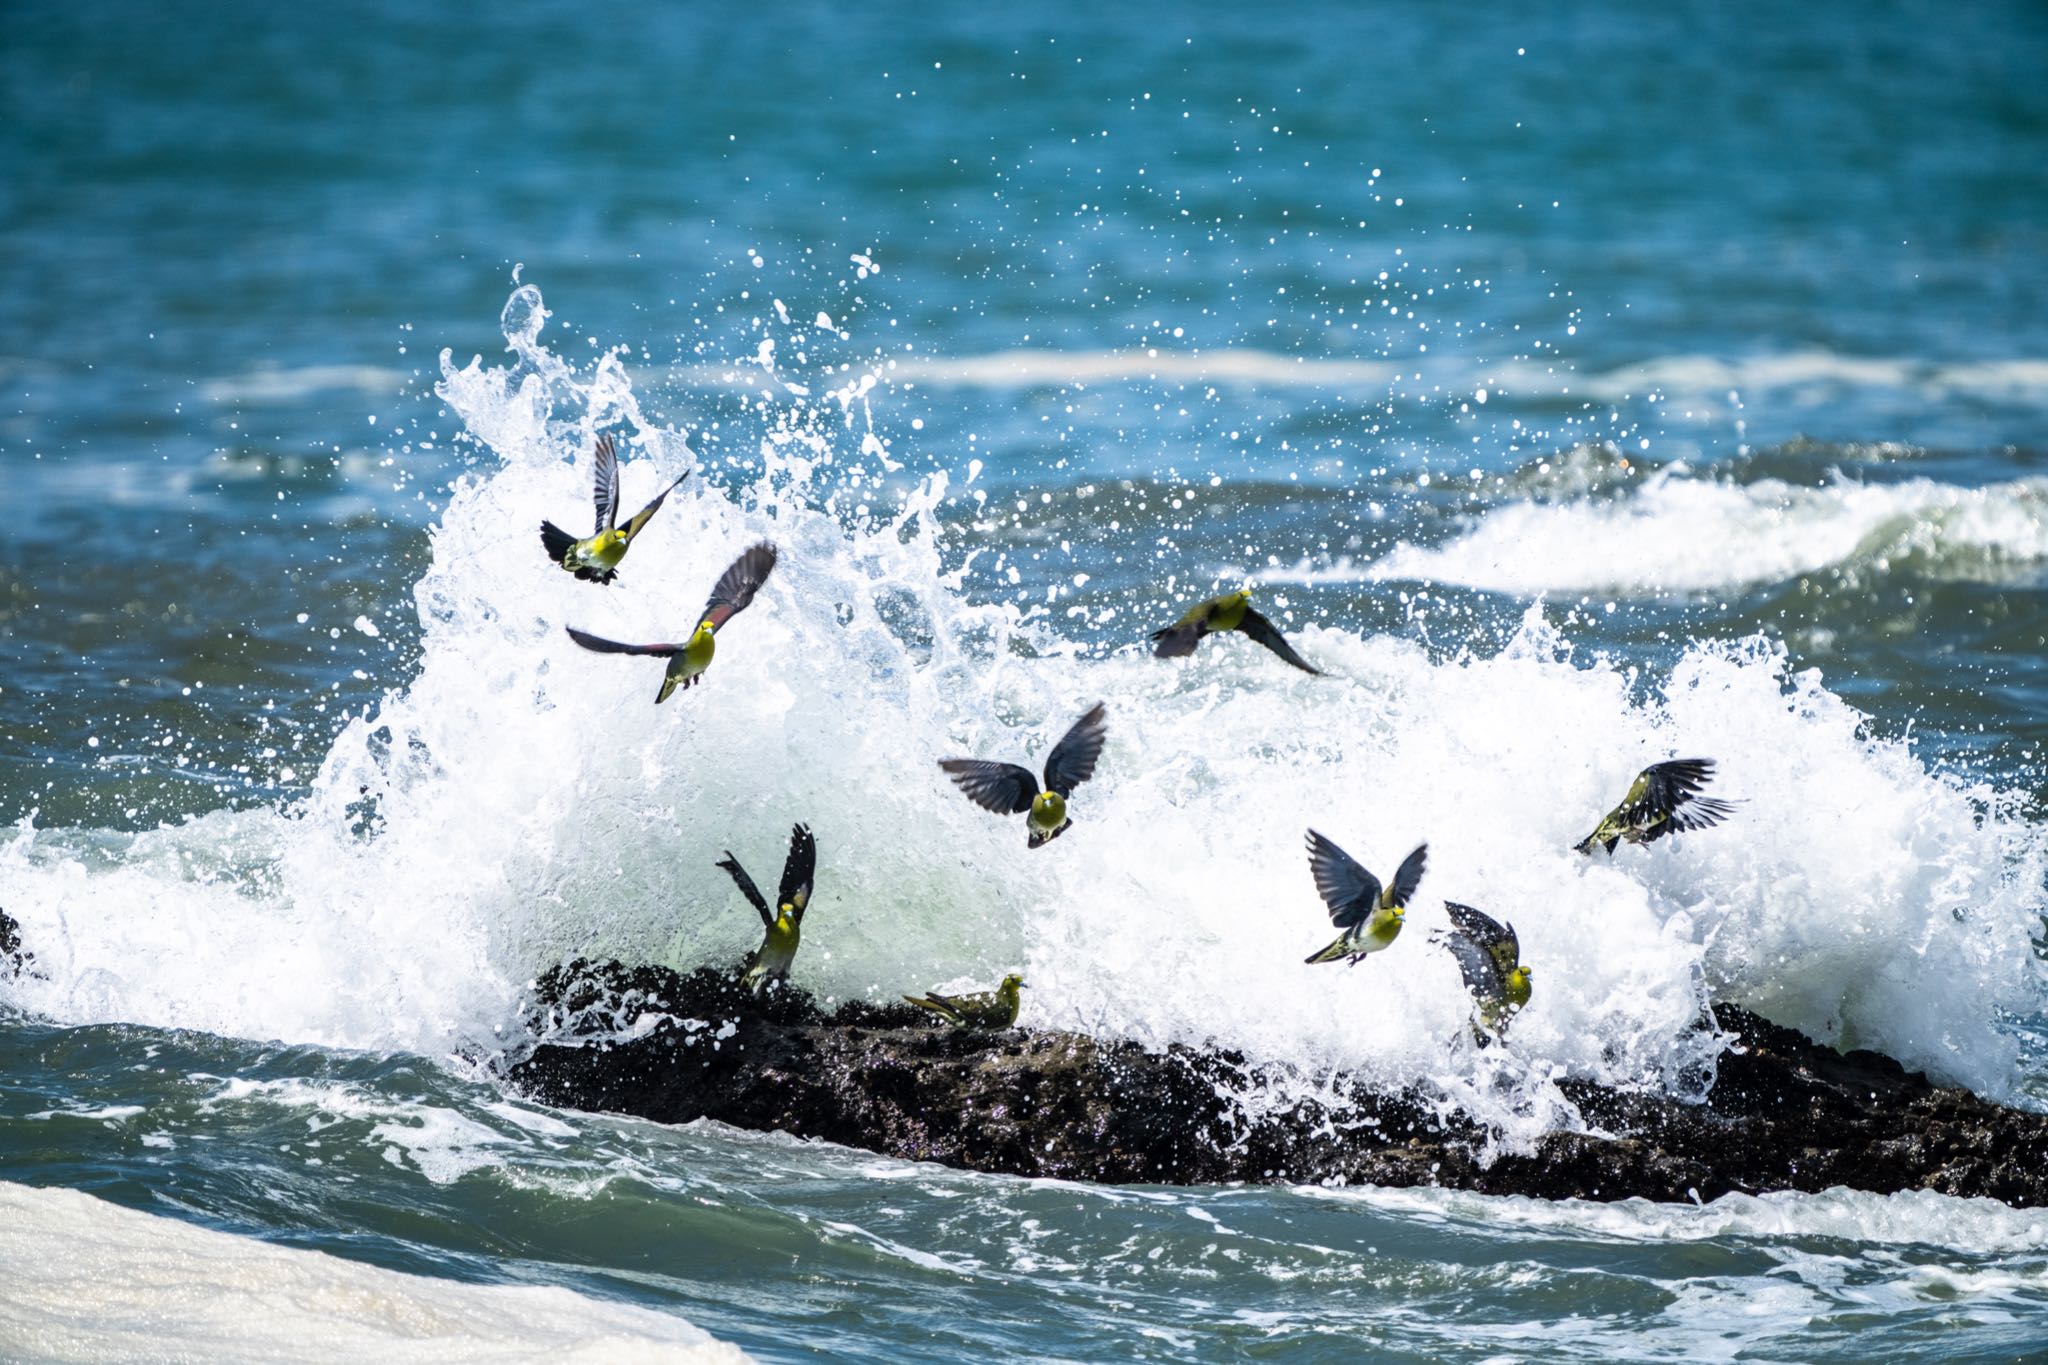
left=2, top=286, right=2042, bottom=1137
left=1366, top=468, right=2048, bottom=595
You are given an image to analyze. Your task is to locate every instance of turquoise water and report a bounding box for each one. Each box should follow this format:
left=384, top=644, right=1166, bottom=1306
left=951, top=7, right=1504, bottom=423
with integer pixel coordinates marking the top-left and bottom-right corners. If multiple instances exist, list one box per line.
left=5, top=1, right=2048, bottom=1357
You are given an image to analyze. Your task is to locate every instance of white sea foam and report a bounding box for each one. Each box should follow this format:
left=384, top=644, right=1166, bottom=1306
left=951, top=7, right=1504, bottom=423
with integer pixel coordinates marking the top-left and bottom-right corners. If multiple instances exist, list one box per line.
left=1359, top=468, right=2048, bottom=595
left=1317, top=1182, right=2048, bottom=1255
left=0, top=1182, right=746, bottom=1363
left=671, top=345, right=2048, bottom=409
left=202, top=363, right=414, bottom=405
left=2, top=285, right=2043, bottom=1144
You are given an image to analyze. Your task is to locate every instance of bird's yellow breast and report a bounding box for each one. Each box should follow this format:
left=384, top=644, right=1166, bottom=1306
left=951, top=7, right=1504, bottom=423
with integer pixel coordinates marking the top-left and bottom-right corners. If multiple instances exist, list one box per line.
left=1030, top=790, right=1066, bottom=831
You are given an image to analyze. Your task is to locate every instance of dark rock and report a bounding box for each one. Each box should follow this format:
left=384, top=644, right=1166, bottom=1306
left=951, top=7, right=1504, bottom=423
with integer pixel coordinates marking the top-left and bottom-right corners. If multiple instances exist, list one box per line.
left=512, top=958, right=2035, bottom=1207
left=0, top=906, right=33, bottom=977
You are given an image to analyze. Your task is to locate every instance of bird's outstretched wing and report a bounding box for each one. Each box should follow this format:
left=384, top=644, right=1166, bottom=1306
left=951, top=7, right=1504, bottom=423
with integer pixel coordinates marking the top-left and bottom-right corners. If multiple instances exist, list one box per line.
left=717, top=852, right=774, bottom=929
left=938, top=759, right=1038, bottom=815
left=1306, top=830, right=1383, bottom=930
left=1444, top=901, right=1517, bottom=978
left=1435, top=928, right=1507, bottom=1002
left=1238, top=607, right=1320, bottom=675
left=1149, top=622, right=1204, bottom=657
left=590, top=433, right=620, bottom=533
left=1633, top=758, right=1714, bottom=819
left=618, top=469, right=691, bottom=545
left=698, top=542, right=779, bottom=633
left=779, top=823, right=816, bottom=921
left=1669, top=795, right=1739, bottom=833
left=1383, top=843, right=1429, bottom=909
left=1042, top=702, right=1108, bottom=797
left=540, top=520, right=578, bottom=567
left=564, top=626, right=683, bottom=657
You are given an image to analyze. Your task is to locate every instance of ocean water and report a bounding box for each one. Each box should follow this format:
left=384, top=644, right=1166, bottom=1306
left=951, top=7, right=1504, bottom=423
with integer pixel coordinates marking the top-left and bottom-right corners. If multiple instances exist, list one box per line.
left=4, top=0, right=2048, bottom=1358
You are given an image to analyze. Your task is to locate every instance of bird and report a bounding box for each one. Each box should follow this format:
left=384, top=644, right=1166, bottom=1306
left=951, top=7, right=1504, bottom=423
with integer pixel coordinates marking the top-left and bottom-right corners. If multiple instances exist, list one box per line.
left=904, top=974, right=1026, bottom=1029
left=564, top=541, right=778, bottom=702
left=1303, top=834, right=1427, bottom=965
left=1574, top=758, right=1738, bottom=855
left=1149, top=589, right=1320, bottom=674
left=939, top=702, right=1108, bottom=848
left=539, top=433, right=690, bottom=584
left=1433, top=901, right=1532, bottom=1038
left=716, top=823, right=816, bottom=995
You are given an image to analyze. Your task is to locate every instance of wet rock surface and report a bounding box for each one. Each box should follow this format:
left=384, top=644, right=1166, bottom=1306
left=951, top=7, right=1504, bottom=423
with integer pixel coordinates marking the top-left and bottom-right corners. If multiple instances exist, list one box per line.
left=507, top=960, right=2048, bottom=1206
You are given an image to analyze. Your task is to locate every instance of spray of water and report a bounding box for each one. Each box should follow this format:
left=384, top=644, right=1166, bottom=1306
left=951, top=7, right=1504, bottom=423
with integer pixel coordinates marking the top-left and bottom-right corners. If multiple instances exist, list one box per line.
left=4, top=284, right=2043, bottom=1149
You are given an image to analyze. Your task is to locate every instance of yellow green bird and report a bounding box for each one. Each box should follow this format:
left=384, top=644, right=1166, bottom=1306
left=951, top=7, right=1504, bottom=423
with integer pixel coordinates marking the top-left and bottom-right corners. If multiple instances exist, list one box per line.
left=539, top=433, right=691, bottom=584
left=1574, top=757, right=1737, bottom=855
left=1433, top=901, right=1532, bottom=1037
left=716, top=822, right=816, bottom=996
left=1150, top=589, right=1320, bottom=674
left=904, top=974, right=1026, bottom=1029
left=564, top=541, right=778, bottom=702
left=1303, top=833, right=1427, bottom=965
left=939, top=702, right=1108, bottom=848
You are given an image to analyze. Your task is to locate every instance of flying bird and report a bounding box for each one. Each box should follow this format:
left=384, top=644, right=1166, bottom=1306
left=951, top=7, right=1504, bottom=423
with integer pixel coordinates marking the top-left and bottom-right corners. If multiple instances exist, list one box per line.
left=904, top=974, right=1026, bottom=1029
left=1303, top=834, right=1427, bottom=965
left=1150, top=590, right=1320, bottom=674
left=939, top=702, right=1108, bottom=848
left=539, top=433, right=690, bottom=584
left=716, top=822, right=816, bottom=995
left=1574, top=758, right=1738, bottom=855
left=565, top=541, right=778, bottom=702
left=1433, top=901, right=1532, bottom=1037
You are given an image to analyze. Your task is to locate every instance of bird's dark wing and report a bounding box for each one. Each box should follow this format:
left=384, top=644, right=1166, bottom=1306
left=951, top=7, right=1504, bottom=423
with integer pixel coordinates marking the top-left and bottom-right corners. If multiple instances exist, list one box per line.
left=1384, top=843, right=1428, bottom=909
left=1669, top=795, right=1740, bottom=834
left=590, top=433, right=620, bottom=533
left=1634, top=758, right=1716, bottom=821
left=564, top=627, right=682, bottom=657
left=1306, top=829, right=1382, bottom=930
left=1149, top=622, right=1205, bottom=658
left=618, top=469, right=690, bottom=545
left=716, top=852, right=774, bottom=929
left=540, top=520, right=578, bottom=567
left=1444, top=901, right=1517, bottom=977
left=939, top=759, right=1038, bottom=815
left=779, top=823, right=816, bottom=922
left=1436, top=929, right=1507, bottom=1002
left=1237, top=607, right=1321, bottom=675
left=1041, top=702, right=1108, bottom=797
left=698, top=541, right=778, bottom=633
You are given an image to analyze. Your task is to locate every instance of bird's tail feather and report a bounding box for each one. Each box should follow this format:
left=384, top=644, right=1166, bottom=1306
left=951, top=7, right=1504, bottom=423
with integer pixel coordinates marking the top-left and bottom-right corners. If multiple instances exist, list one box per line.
left=1027, top=820, right=1072, bottom=849
left=1304, top=936, right=1353, bottom=965
left=904, top=994, right=962, bottom=1024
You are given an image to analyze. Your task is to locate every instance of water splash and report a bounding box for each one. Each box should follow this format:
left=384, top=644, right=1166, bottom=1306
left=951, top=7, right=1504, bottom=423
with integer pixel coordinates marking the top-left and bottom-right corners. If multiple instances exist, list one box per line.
left=3, top=285, right=2043, bottom=1149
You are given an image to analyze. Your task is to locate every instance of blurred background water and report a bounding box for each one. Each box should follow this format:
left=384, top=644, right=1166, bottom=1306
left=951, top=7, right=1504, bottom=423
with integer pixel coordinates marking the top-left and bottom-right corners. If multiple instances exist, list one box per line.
left=3, top=1, right=2047, bottom=1358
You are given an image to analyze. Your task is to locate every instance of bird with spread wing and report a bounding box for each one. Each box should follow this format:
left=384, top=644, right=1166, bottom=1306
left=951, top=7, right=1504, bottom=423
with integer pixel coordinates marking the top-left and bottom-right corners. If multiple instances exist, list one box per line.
left=1150, top=589, right=1320, bottom=674
left=939, top=702, right=1108, bottom=848
left=1575, top=758, right=1738, bottom=855
left=716, top=822, right=817, bottom=995
left=539, top=433, right=690, bottom=584
left=1302, top=834, right=1427, bottom=965
left=1433, top=901, right=1532, bottom=1038
left=564, top=541, right=777, bottom=702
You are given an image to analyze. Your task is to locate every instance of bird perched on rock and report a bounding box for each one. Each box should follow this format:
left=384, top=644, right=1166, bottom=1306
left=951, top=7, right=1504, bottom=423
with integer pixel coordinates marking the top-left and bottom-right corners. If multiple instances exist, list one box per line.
left=716, top=822, right=816, bottom=995
left=939, top=702, right=1108, bottom=848
left=1150, top=589, right=1320, bottom=674
left=540, top=433, right=691, bottom=584
left=1574, top=758, right=1737, bottom=855
left=904, top=974, right=1026, bottom=1029
left=565, top=541, right=778, bottom=702
left=1303, top=834, right=1427, bottom=965
left=1433, top=901, right=1532, bottom=1038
